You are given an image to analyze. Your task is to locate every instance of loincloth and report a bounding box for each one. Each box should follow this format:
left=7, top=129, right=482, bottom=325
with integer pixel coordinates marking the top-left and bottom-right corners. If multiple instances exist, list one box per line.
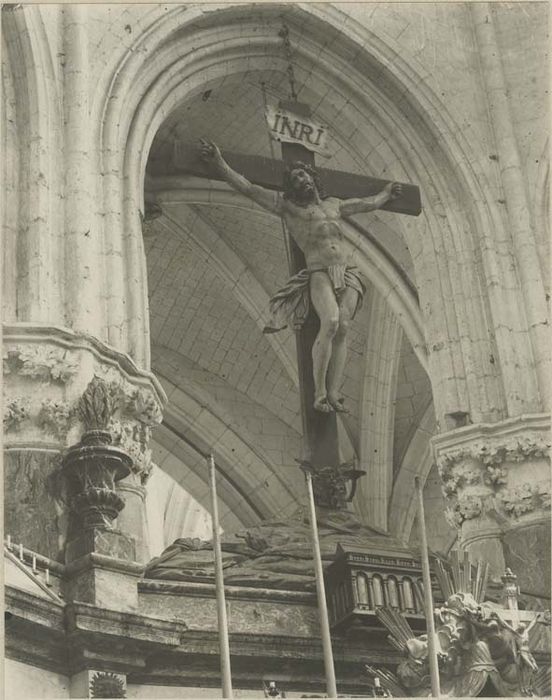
left=263, top=264, right=366, bottom=333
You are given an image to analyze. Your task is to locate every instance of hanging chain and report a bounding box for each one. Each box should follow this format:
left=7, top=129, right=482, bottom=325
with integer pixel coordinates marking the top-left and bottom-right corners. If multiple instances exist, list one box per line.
left=278, top=23, right=298, bottom=103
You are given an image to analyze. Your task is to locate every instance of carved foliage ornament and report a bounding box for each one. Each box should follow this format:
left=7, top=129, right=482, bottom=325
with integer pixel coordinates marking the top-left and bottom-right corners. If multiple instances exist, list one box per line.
left=77, top=376, right=119, bottom=431
left=3, top=398, right=30, bottom=431
left=38, top=399, right=75, bottom=440
left=444, top=494, right=484, bottom=529
left=444, top=485, right=551, bottom=528
left=3, top=346, right=78, bottom=383
left=437, top=436, right=550, bottom=475
left=498, top=483, right=551, bottom=518
left=437, top=436, right=550, bottom=518
left=77, top=374, right=161, bottom=481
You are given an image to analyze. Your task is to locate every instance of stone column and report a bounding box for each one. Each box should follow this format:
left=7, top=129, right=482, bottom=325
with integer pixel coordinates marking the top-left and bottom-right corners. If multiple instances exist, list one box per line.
left=432, top=414, right=550, bottom=597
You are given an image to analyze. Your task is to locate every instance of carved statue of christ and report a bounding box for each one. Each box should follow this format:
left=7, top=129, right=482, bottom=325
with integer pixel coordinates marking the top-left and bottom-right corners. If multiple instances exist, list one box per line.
left=200, top=139, right=402, bottom=413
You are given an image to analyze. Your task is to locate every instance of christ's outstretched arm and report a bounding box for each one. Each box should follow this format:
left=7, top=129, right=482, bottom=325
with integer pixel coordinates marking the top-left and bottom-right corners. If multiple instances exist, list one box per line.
left=200, top=139, right=282, bottom=215
left=339, top=182, right=402, bottom=217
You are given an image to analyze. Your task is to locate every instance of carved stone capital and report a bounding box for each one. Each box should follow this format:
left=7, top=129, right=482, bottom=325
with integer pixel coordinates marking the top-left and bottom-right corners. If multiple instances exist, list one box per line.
left=3, top=327, right=165, bottom=486
left=432, top=414, right=550, bottom=530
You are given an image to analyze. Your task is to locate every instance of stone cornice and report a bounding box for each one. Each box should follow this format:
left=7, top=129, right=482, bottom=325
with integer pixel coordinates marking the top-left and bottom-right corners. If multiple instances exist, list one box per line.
left=64, top=553, right=145, bottom=577
left=138, top=577, right=317, bottom=604
left=5, top=586, right=67, bottom=674
left=432, top=413, right=550, bottom=457
left=5, top=585, right=189, bottom=676
left=5, top=586, right=65, bottom=628
left=145, top=626, right=401, bottom=664
left=7, top=585, right=548, bottom=689
left=3, top=323, right=167, bottom=405
left=65, top=600, right=188, bottom=647
left=5, top=584, right=403, bottom=685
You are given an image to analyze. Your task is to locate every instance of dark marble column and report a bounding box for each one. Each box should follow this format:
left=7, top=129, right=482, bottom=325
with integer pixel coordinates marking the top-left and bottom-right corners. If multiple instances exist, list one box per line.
left=4, top=449, right=68, bottom=561
left=502, top=520, right=551, bottom=599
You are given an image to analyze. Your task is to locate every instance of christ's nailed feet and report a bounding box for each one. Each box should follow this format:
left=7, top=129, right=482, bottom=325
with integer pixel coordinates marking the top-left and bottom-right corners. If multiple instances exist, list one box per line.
left=328, top=395, right=349, bottom=413
left=313, top=396, right=333, bottom=413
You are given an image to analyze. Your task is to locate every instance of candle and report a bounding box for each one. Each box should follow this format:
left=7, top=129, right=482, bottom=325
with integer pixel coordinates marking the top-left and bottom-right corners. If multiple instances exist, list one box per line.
left=32, top=555, right=37, bottom=572
left=19, top=543, right=24, bottom=560
left=45, top=568, right=50, bottom=586
left=6, top=535, right=11, bottom=549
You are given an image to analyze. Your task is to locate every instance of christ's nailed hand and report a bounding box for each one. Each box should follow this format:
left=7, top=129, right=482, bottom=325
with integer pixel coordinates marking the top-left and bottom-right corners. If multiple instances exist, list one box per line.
left=199, top=138, right=223, bottom=168
left=390, top=182, right=403, bottom=199
left=382, top=181, right=402, bottom=201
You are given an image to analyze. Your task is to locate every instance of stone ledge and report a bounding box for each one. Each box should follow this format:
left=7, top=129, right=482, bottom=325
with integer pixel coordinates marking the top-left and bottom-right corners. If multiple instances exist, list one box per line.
left=65, top=600, right=188, bottom=646
left=5, top=586, right=65, bottom=630
left=5, top=584, right=189, bottom=676
left=5, top=586, right=67, bottom=674
left=174, top=629, right=398, bottom=659
left=138, top=577, right=317, bottom=604
left=64, top=552, right=145, bottom=577
left=432, top=412, right=550, bottom=452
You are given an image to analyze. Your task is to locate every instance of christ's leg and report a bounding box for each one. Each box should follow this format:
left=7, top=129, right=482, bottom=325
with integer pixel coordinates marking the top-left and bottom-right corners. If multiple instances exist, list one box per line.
left=326, top=287, right=359, bottom=413
left=309, top=271, right=340, bottom=412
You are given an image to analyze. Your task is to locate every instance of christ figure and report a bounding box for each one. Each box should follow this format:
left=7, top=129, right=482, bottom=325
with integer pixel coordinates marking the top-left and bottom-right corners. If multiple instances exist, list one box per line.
left=200, top=139, right=402, bottom=413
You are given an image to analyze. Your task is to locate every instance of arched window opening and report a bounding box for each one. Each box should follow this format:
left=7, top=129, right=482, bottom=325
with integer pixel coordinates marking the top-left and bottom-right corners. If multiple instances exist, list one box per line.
left=356, top=573, right=370, bottom=606
left=372, top=575, right=384, bottom=608
left=387, top=576, right=400, bottom=609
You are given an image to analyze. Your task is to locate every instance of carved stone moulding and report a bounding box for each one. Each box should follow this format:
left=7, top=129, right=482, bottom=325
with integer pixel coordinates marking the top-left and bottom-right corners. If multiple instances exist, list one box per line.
left=2, top=325, right=166, bottom=483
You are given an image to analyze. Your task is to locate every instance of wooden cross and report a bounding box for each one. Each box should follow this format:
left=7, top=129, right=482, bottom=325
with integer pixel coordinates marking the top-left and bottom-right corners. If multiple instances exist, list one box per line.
left=160, top=101, right=421, bottom=488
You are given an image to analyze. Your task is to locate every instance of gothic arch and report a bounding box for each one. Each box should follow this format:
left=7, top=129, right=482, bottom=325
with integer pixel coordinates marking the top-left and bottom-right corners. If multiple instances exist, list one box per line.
left=2, top=5, right=63, bottom=324
left=153, top=364, right=304, bottom=526
left=90, top=4, right=548, bottom=535
left=96, top=6, right=504, bottom=402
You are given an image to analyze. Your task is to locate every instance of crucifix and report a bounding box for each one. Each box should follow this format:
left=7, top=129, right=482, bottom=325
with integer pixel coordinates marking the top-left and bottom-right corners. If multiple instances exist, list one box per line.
left=162, top=101, right=421, bottom=485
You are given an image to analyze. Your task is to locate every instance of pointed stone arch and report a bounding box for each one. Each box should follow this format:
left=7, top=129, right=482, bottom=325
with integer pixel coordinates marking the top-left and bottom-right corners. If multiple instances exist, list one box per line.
left=2, top=5, right=64, bottom=324
left=95, top=2, right=514, bottom=433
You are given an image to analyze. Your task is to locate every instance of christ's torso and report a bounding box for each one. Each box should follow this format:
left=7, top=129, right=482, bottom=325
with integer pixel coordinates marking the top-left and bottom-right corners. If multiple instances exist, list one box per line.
left=282, top=198, right=347, bottom=268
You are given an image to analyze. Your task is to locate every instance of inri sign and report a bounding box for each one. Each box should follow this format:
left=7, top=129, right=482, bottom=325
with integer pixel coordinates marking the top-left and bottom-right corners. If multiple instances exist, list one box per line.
left=265, top=105, right=330, bottom=157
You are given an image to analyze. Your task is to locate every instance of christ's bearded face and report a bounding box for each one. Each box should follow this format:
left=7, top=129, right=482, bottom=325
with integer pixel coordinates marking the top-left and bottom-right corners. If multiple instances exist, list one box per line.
left=290, top=168, right=316, bottom=202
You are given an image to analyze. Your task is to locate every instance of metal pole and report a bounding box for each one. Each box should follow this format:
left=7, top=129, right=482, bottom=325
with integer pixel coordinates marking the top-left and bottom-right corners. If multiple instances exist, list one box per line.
left=415, top=477, right=441, bottom=698
left=305, top=470, right=338, bottom=698
left=209, top=454, right=233, bottom=699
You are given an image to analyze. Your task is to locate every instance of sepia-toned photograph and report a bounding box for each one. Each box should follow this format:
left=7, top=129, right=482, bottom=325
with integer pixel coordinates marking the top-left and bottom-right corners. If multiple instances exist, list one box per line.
left=2, top=2, right=550, bottom=698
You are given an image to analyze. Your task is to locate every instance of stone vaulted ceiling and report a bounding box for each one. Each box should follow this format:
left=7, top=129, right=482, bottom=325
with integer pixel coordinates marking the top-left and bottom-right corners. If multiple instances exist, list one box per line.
left=144, top=63, right=445, bottom=550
